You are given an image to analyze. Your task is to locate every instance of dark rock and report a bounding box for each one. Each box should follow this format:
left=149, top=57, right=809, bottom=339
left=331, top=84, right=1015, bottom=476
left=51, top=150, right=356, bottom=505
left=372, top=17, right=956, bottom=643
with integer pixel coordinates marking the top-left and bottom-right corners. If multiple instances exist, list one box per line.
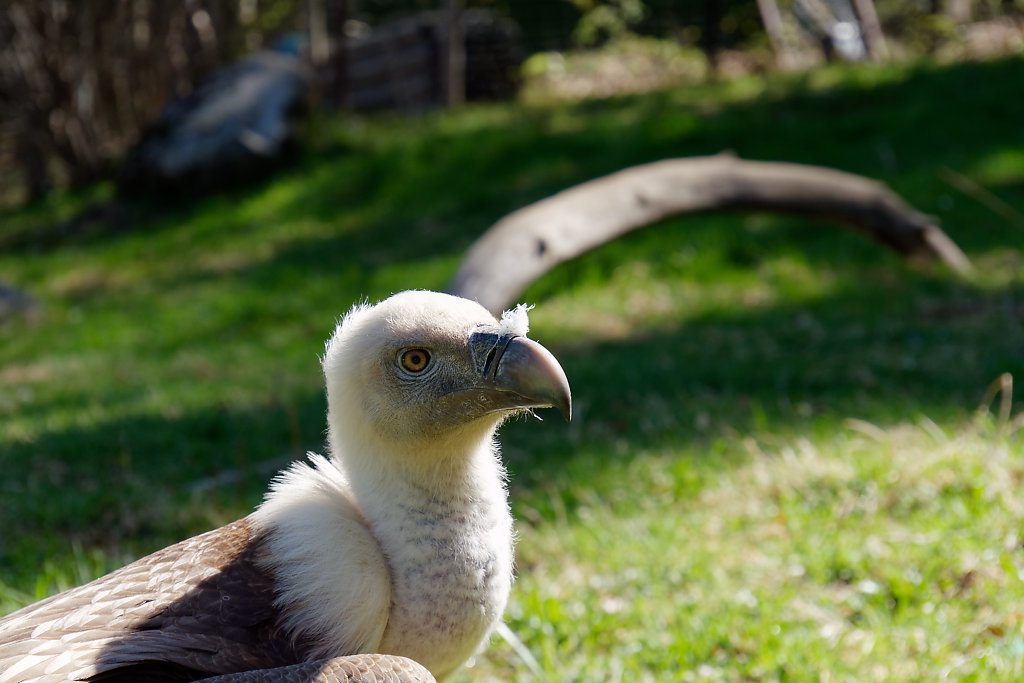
left=119, top=50, right=313, bottom=197
left=0, top=282, right=39, bottom=324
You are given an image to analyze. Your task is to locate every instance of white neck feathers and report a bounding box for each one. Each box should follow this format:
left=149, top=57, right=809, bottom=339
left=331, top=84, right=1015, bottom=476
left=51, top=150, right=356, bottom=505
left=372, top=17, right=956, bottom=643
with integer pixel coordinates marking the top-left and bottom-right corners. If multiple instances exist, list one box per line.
left=251, top=434, right=514, bottom=678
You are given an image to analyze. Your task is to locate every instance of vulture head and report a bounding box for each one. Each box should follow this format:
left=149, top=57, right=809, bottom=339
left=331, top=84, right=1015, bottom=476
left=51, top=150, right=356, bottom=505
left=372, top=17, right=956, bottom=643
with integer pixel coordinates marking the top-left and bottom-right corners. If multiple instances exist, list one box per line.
left=322, top=290, right=571, bottom=479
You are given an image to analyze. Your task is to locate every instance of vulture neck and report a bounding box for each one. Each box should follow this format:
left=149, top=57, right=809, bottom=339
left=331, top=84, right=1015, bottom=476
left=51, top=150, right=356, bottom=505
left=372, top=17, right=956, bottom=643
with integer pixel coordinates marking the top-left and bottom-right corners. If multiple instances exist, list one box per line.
left=329, top=413, right=507, bottom=501
left=329, top=415, right=514, bottom=677
left=252, top=413, right=513, bottom=676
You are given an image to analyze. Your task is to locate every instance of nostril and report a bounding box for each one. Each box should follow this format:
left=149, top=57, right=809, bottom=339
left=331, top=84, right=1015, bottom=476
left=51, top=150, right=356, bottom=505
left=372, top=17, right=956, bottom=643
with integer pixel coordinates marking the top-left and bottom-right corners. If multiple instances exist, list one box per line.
left=485, top=335, right=518, bottom=381
left=481, top=344, right=498, bottom=378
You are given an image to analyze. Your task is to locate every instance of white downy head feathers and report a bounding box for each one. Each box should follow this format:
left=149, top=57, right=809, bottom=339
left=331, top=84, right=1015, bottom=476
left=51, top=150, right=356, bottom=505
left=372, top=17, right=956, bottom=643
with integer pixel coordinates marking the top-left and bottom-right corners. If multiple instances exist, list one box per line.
left=499, top=303, right=533, bottom=337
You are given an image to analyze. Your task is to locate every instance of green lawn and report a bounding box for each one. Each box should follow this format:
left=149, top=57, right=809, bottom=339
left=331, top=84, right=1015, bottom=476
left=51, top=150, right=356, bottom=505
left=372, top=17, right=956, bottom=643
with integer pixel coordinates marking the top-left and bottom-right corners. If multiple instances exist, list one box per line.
left=2, top=56, right=1023, bottom=680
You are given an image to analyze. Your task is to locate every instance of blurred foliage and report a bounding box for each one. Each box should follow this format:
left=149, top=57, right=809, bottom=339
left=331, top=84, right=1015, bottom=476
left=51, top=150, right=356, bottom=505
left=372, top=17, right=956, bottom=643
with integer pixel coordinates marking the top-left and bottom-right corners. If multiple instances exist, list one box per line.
left=3, top=0, right=1024, bottom=205
left=0, top=0, right=303, bottom=202
left=521, top=35, right=710, bottom=100
left=566, top=0, right=647, bottom=46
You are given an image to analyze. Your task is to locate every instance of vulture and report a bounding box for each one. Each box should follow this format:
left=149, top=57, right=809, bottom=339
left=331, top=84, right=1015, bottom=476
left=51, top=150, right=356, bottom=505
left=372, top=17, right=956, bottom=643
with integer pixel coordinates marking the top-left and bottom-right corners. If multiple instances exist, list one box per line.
left=0, top=290, right=571, bottom=682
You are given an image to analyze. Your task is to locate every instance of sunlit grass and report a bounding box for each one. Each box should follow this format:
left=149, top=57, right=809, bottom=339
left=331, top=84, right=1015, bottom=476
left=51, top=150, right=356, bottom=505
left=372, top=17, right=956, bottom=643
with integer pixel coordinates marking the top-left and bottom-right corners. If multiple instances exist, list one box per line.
left=466, top=416, right=1024, bottom=682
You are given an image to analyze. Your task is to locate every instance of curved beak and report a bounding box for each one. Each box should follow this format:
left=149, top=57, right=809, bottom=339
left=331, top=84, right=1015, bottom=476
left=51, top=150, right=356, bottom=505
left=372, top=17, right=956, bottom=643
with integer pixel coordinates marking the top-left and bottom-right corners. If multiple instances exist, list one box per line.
left=469, top=330, right=572, bottom=421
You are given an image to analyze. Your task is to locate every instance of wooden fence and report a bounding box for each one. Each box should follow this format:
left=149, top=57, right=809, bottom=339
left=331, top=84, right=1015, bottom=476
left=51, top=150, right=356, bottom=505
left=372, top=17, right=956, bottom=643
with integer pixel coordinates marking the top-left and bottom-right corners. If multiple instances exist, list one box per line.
left=326, top=10, right=521, bottom=111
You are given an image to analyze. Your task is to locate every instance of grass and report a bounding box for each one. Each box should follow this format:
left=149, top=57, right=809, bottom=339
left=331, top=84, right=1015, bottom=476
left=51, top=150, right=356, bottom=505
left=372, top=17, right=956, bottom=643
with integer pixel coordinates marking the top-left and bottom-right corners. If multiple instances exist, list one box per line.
left=1, top=55, right=1024, bottom=680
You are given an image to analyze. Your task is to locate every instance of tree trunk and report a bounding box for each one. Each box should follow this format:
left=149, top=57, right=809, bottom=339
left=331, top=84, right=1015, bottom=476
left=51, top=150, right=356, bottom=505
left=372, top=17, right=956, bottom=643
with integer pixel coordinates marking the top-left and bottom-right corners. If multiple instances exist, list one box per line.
left=328, top=0, right=349, bottom=108
left=701, top=0, right=723, bottom=75
left=755, top=0, right=798, bottom=69
left=851, top=0, right=889, bottom=60
left=943, top=0, right=972, bottom=22
left=307, top=0, right=330, bottom=68
left=444, top=0, right=465, bottom=107
left=14, top=122, right=51, bottom=201
left=449, top=155, right=972, bottom=314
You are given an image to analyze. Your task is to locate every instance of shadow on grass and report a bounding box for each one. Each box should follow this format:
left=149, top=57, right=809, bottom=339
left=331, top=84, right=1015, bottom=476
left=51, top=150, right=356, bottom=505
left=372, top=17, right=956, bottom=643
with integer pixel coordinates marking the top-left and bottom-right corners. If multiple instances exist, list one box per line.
left=0, top=392, right=326, bottom=589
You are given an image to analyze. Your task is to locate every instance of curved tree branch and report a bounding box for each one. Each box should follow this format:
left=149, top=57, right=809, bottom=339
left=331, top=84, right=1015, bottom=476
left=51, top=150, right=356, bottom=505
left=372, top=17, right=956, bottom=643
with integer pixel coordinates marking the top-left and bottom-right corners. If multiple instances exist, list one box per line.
left=449, top=155, right=972, bottom=314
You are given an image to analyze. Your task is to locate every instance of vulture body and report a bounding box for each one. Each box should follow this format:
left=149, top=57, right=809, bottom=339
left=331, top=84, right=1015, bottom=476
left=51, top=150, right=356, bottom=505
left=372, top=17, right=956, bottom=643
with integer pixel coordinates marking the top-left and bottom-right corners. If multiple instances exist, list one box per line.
left=0, top=291, right=571, bottom=682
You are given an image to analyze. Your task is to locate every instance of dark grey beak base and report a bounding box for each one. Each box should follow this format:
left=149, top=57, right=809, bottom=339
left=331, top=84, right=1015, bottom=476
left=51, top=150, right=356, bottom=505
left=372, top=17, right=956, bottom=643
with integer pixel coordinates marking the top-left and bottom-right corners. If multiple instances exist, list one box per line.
left=469, top=330, right=572, bottom=421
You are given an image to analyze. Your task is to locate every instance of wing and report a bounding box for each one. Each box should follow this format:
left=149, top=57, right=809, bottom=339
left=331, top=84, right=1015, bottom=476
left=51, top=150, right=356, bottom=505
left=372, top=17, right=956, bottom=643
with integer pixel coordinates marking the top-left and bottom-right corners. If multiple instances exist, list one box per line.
left=0, top=518, right=304, bottom=682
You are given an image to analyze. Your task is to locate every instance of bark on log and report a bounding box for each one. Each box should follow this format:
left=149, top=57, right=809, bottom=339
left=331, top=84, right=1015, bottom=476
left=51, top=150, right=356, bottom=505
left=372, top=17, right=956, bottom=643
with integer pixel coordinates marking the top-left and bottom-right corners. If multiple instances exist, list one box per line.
left=448, top=155, right=972, bottom=314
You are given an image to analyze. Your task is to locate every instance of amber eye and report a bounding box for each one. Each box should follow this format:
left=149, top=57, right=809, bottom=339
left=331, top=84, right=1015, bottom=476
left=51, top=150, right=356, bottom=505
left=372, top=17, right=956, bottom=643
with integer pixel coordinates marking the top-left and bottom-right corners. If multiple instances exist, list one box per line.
left=399, top=348, right=431, bottom=374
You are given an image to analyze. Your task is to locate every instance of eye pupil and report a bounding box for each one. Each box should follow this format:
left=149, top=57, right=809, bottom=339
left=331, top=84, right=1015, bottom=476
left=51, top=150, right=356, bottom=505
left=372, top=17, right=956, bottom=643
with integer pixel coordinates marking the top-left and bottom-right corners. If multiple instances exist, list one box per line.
left=401, top=349, right=430, bottom=373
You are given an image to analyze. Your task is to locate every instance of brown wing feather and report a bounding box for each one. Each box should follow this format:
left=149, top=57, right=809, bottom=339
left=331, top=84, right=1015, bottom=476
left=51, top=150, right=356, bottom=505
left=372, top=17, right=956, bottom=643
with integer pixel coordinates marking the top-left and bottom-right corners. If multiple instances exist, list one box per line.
left=0, top=518, right=307, bottom=682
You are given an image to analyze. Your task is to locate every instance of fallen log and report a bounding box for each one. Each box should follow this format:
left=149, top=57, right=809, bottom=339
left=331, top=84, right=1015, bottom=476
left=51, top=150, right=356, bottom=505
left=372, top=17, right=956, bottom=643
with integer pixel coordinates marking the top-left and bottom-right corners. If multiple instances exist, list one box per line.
left=449, top=155, right=972, bottom=314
